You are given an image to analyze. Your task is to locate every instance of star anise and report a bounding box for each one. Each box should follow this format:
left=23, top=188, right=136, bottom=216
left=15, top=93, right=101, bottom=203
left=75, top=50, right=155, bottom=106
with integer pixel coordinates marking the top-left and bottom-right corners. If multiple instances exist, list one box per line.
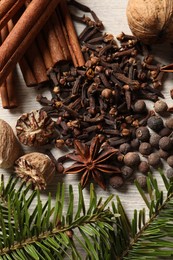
left=63, top=136, right=121, bottom=189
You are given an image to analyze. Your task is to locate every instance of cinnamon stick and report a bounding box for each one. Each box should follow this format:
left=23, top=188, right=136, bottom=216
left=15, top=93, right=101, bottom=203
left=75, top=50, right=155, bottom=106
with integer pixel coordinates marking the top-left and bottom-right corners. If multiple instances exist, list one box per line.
left=0, top=0, right=61, bottom=85
left=43, top=19, right=65, bottom=65
left=58, top=0, right=85, bottom=67
left=0, top=23, right=17, bottom=108
left=0, top=0, right=26, bottom=30
left=36, top=32, right=54, bottom=70
left=50, top=11, right=71, bottom=61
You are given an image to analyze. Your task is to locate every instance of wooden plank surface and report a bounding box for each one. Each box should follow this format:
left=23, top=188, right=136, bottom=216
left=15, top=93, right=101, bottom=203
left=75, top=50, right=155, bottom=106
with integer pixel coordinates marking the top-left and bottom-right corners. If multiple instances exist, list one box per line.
left=0, top=0, right=173, bottom=221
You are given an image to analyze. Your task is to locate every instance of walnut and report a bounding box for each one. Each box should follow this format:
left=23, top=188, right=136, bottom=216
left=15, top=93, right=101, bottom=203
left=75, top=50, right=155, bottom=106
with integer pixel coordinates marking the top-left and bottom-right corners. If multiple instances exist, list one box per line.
left=0, top=119, right=22, bottom=169
left=14, top=152, right=56, bottom=190
left=16, top=110, right=55, bottom=146
left=126, top=0, right=173, bottom=44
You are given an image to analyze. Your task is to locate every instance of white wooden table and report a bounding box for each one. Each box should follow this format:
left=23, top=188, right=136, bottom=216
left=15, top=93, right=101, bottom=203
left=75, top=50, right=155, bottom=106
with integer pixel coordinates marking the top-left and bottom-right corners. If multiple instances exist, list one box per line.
left=0, top=0, right=173, bottom=220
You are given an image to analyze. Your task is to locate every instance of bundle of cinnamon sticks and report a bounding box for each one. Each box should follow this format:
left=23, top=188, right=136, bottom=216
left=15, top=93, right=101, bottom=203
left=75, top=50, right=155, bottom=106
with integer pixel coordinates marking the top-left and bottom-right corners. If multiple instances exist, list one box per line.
left=0, top=0, right=85, bottom=109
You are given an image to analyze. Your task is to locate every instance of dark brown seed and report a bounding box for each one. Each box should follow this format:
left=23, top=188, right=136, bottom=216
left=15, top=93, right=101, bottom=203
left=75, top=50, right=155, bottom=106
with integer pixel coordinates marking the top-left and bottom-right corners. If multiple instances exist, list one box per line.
left=149, top=133, right=161, bottom=149
left=167, top=155, right=173, bottom=167
left=119, top=143, right=131, bottom=154
left=147, top=116, right=164, bottom=132
left=138, top=161, right=150, bottom=174
left=148, top=152, right=161, bottom=167
left=121, top=166, right=134, bottom=179
left=159, top=127, right=172, bottom=137
left=136, top=175, right=147, bottom=189
left=130, top=138, right=140, bottom=150
left=136, top=126, right=150, bottom=142
left=139, top=142, right=152, bottom=155
left=159, top=136, right=173, bottom=151
left=166, top=168, right=173, bottom=179
left=109, top=175, right=124, bottom=189
left=153, top=100, right=168, bottom=114
left=133, top=100, right=147, bottom=113
left=124, top=152, right=140, bottom=167
left=165, top=117, right=173, bottom=129
left=158, top=149, right=169, bottom=159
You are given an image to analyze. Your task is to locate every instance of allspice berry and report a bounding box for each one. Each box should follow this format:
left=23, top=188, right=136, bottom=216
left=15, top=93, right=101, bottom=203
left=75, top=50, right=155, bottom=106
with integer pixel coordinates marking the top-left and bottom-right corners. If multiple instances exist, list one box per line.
left=147, top=116, right=164, bottom=132
left=133, top=100, right=147, bottom=113
left=159, top=136, right=173, bottom=151
left=148, top=152, right=161, bottom=167
left=136, top=126, right=150, bottom=142
left=130, top=138, right=140, bottom=150
left=167, top=155, right=173, bottom=168
left=136, top=175, right=147, bottom=189
left=166, top=168, right=173, bottom=179
left=138, top=161, right=150, bottom=174
left=121, top=165, right=134, bottom=179
left=124, top=152, right=140, bottom=167
left=109, top=175, right=124, bottom=189
left=165, top=117, right=173, bottom=129
left=159, top=127, right=172, bottom=137
left=14, top=152, right=55, bottom=190
left=149, top=133, right=161, bottom=149
left=139, top=142, right=152, bottom=155
left=158, top=149, right=169, bottom=160
left=119, top=143, right=131, bottom=154
left=154, top=100, right=168, bottom=114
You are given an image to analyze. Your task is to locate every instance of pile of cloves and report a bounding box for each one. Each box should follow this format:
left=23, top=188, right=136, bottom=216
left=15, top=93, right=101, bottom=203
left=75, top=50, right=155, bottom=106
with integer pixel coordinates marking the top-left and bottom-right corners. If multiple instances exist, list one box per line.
left=31, top=1, right=173, bottom=189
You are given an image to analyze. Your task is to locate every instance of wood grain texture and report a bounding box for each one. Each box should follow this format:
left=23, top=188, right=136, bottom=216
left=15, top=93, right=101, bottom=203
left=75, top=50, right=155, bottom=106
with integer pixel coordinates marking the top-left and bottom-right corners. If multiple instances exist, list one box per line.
left=0, top=0, right=172, bottom=220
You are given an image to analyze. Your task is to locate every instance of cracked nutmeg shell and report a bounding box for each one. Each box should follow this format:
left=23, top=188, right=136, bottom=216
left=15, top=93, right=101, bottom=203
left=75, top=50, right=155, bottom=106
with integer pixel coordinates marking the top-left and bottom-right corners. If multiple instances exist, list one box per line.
left=126, top=0, right=173, bottom=44
left=16, top=110, right=55, bottom=146
left=14, top=152, right=56, bottom=190
left=0, top=119, right=22, bottom=169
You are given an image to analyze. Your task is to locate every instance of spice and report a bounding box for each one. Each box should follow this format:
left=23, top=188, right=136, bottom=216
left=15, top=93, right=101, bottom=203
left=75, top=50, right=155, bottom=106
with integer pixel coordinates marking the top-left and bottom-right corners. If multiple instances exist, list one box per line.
left=123, top=152, right=140, bottom=167
left=138, top=161, right=150, bottom=174
left=148, top=152, right=161, bottom=167
left=166, top=168, right=173, bottom=179
left=109, top=175, right=124, bottom=189
left=63, top=136, right=120, bottom=190
left=165, top=117, right=173, bottom=129
left=139, top=142, right=152, bottom=155
left=0, top=0, right=61, bottom=85
left=159, top=136, right=172, bottom=151
left=121, top=165, right=134, bottom=179
left=0, top=119, right=22, bottom=169
left=136, top=175, right=147, bottom=189
left=133, top=100, right=147, bottom=113
left=14, top=152, right=55, bottom=190
left=16, top=110, right=55, bottom=146
left=154, top=100, right=168, bottom=114
left=147, top=116, right=164, bottom=132
left=149, top=133, right=161, bottom=149
left=167, top=156, right=173, bottom=168
left=135, top=126, right=150, bottom=142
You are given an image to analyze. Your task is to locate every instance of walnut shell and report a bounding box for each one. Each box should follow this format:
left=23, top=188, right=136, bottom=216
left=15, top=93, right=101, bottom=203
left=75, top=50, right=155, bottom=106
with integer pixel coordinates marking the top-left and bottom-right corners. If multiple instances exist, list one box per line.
left=16, top=110, right=55, bottom=147
left=0, top=119, right=22, bottom=169
left=14, top=152, right=55, bottom=190
left=126, top=0, right=173, bottom=44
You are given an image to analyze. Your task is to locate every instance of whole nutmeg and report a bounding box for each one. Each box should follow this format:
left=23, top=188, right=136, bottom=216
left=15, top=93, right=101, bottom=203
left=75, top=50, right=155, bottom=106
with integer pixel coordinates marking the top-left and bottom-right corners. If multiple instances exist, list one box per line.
left=16, top=110, right=55, bottom=147
left=126, top=0, right=173, bottom=44
left=0, top=119, right=22, bottom=169
left=14, top=152, right=55, bottom=190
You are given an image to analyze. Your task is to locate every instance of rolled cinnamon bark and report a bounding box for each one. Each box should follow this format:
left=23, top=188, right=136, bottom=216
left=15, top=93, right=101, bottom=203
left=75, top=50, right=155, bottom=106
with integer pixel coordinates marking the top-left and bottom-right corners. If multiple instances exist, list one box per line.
left=58, top=0, right=85, bottom=67
left=0, top=22, right=17, bottom=108
left=0, top=0, right=26, bottom=30
left=0, top=0, right=61, bottom=85
left=50, top=11, right=71, bottom=61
